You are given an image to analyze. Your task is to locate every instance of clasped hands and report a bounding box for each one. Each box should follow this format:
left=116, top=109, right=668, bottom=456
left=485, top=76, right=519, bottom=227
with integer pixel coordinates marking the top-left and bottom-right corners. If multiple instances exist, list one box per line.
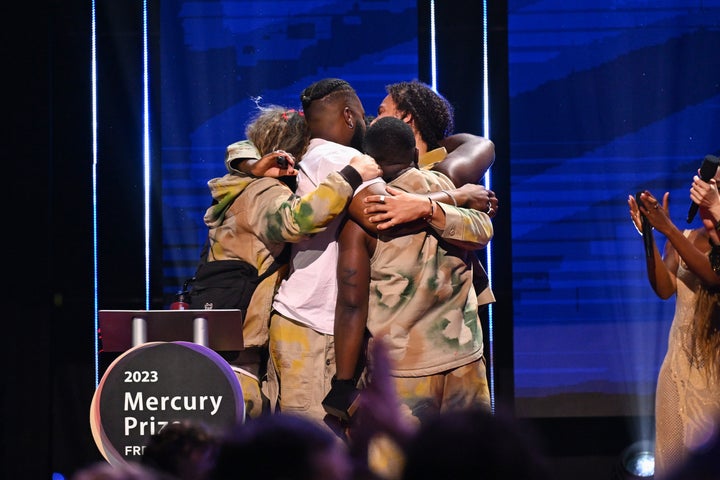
left=628, top=190, right=671, bottom=235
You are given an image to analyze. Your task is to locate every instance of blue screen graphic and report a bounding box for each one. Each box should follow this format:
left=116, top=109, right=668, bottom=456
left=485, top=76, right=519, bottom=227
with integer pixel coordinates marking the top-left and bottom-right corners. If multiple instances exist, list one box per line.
left=509, top=0, right=720, bottom=416
left=160, top=0, right=419, bottom=297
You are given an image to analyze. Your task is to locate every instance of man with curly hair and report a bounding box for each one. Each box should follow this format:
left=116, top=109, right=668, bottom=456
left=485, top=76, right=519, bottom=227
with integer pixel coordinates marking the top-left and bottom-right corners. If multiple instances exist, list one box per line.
left=379, top=80, right=495, bottom=186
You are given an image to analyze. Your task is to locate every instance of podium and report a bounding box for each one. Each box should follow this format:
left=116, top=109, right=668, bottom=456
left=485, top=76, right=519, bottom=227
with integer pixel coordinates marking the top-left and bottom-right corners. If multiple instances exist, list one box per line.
left=98, top=309, right=244, bottom=352
left=91, top=310, right=246, bottom=465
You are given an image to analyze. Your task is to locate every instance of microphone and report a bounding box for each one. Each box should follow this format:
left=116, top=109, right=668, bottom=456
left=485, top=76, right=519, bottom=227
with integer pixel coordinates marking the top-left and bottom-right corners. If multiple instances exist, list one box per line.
left=687, top=154, right=720, bottom=223
left=636, top=192, right=654, bottom=258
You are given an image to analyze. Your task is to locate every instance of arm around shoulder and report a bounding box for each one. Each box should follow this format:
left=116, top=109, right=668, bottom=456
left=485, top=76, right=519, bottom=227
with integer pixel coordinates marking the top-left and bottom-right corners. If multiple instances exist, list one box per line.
left=435, top=134, right=495, bottom=186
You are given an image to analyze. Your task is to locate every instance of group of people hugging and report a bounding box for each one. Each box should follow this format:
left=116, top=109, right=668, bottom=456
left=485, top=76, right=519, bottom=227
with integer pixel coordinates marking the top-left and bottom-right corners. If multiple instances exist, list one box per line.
left=186, top=77, right=501, bottom=479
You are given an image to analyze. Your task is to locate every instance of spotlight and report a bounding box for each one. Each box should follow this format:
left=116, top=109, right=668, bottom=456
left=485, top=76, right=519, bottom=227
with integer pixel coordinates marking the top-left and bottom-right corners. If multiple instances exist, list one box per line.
left=614, top=440, right=655, bottom=479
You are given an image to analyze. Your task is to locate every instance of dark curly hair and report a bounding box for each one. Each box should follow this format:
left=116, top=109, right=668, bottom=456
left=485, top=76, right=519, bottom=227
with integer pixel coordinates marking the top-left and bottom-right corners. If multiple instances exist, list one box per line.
left=386, top=80, right=454, bottom=151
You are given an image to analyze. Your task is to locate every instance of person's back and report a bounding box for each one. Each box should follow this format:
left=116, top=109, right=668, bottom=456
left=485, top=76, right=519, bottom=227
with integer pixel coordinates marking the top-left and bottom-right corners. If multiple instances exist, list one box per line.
left=332, top=117, right=491, bottom=437
left=271, top=138, right=367, bottom=331
left=370, top=173, right=482, bottom=374
left=362, top=117, right=484, bottom=378
left=267, top=78, right=374, bottom=424
left=272, top=78, right=369, bottom=333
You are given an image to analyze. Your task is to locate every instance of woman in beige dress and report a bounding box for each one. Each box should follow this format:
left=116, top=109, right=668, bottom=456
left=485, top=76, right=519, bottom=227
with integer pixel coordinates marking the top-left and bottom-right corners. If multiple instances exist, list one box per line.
left=628, top=182, right=720, bottom=478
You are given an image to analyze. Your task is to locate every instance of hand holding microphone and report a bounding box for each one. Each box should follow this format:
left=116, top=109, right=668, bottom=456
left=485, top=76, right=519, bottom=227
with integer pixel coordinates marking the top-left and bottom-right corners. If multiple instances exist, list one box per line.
left=687, top=154, right=720, bottom=223
left=635, top=192, right=655, bottom=258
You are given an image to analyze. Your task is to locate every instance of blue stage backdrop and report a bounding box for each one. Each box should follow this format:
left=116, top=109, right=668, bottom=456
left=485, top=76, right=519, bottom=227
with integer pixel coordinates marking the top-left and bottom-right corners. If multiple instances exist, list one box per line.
left=509, top=0, right=720, bottom=417
left=159, top=0, right=419, bottom=298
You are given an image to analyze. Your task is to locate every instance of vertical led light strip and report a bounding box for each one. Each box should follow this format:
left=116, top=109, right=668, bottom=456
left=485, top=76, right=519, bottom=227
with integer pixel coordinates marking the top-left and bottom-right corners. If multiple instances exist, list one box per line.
left=429, top=0, right=494, bottom=412
left=480, top=0, right=495, bottom=414
left=93, top=0, right=151, bottom=385
left=91, top=0, right=99, bottom=386
left=142, top=0, right=151, bottom=309
left=429, top=1, right=437, bottom=91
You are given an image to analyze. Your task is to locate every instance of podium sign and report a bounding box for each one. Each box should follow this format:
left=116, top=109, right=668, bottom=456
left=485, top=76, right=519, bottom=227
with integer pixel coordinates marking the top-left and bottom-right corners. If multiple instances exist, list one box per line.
left=92, top=310, right=246, bottom=464
left=91, top=341, right=245, bottom=465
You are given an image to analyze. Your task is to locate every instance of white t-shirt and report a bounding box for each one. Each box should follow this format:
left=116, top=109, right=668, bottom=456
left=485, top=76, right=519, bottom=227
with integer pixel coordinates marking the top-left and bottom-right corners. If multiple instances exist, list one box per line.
left=272, top=138, right=381, bottom=334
